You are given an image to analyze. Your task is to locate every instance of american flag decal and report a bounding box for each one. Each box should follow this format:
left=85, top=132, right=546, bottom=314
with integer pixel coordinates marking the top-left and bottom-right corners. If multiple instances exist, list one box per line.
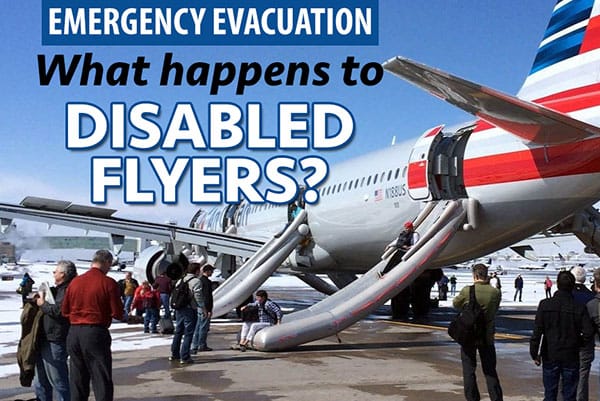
left=374, top=189, right=383, bottom=202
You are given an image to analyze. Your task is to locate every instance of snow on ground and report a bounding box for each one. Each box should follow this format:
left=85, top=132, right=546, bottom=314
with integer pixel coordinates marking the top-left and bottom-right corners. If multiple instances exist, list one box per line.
left=0, top=250, right=310, bottom=379
left=0, top=249, right=586, bottom=378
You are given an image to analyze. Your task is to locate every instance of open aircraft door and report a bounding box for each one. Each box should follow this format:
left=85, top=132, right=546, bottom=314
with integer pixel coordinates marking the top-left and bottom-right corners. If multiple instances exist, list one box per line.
left=407, top=125, right=444, bottom=200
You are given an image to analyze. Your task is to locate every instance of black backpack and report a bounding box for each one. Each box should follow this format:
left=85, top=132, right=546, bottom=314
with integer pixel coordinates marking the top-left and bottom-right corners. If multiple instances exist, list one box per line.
left=448, top=285, right=486, bottom=346
left=170, top=276, right=194, bottom=310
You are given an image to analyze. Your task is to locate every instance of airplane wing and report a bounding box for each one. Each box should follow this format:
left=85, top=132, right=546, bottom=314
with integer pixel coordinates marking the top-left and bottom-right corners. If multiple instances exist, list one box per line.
left=383, top=56, right=600, bottom=145
left=0, top=197, right=262, bottom=258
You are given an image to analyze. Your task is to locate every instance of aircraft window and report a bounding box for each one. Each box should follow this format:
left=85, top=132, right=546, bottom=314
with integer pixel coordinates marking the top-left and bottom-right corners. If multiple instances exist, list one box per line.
left=326, top=186, right=331, bottom=196
left=380, top=172, right=386, bottom=183
left=337, top=183, right=342, bottom=193
left=387, top=170, right=392, bottom=181
left=343, top=182, right=347, bottom=191
left=395, top=168, right=400, bottom=179
left=367, top=176, right=371, bottom=186
left=373, top=174, right=378, bottom=183
left=354, top=178, right=359, bottom=189
left=360, top=177, right=365, bottom=187
left=402, top=166, right=407, bottom=178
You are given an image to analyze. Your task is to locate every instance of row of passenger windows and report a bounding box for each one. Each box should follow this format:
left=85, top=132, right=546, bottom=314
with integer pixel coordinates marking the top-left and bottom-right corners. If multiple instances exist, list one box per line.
left=240, top=166, right=406, bottom=216
left=320, top=166, right=405, bottom=197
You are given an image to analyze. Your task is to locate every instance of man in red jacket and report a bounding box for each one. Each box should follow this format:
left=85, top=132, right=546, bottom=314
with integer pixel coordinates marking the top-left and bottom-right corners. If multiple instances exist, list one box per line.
left=62, top=250, right=123, bottom=401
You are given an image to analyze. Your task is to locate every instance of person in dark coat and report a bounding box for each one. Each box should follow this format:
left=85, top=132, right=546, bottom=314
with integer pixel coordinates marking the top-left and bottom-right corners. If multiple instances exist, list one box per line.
left=513, top=274, right=524, bottom=302
left=34, top=260, right=78, bottom=401
left=530, top=271, right=594, bottom=401
left=19, top=272, right=35, bottom=306
left=379, top=221, right=416, bottom=276
left=153, top=271, right=173, bottom=318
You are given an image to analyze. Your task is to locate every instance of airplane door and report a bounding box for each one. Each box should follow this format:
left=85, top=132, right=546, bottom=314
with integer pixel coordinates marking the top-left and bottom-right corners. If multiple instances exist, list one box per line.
left=407, top=125, right=444, bottom=200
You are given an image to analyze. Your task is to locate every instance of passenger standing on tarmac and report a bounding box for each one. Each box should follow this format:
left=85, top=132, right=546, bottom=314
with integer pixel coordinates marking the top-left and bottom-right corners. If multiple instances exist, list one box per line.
left=170, top=263, right=202, bottom=365
left=61, top=249, right=124, bottom=401
left=450, top=274, right=457, bottom=296
left=379, top=221, right=416, bottom=277
left=571, top=266, right=595, bottom=401
left=438, top=274, right=449, bottom=301
left=452, top=263, right=503, bottom=401
left=130, top=281, right=160, bottom=334
left=513, top=274, right=523, bottom=302
left=191, top=264, right=215, bottom=353
left=530, top=271, right=594, bottom=401
left=585, top=268, right=600, bottom=401
left=19, top=272, right=35, bottom=306
left=117, top=272, right=138, bottom=322
left=153, top=271, right=173, bottom=319
left=33, top=260, right=77, bottom=401
left=544, top=276, right=553, bottom=298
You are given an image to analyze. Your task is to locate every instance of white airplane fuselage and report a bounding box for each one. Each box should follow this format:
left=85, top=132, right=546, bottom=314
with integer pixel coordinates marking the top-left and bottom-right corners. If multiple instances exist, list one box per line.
left=201, top=117, right=600, bottom=273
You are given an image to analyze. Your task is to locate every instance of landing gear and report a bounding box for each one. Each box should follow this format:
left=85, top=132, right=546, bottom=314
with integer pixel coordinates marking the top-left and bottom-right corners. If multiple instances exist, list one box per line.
left=390, top=268, right=443, bottom=320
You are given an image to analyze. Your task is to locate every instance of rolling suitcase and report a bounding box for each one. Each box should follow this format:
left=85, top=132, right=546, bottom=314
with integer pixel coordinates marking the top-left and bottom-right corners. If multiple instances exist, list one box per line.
left=158, top=317, right=174, bottom=334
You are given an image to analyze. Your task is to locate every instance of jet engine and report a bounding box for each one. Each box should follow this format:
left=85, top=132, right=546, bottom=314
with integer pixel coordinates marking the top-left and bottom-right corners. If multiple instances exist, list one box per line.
left=133, top=245, right=190, bottom=283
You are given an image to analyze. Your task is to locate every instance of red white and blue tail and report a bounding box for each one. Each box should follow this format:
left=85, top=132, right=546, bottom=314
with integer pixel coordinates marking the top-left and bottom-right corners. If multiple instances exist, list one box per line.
left=518, top=0, right=600, bottom=101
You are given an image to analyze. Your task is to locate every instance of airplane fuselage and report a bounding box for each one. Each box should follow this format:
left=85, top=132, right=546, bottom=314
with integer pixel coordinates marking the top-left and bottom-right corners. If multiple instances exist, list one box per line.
left=199, top=111, right=600, bottom=274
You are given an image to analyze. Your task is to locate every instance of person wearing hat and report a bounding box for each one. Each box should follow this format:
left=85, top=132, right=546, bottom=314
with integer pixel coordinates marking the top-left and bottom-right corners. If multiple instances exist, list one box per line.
left=191, top=264, right=215, bottom=353
left=379, top=221, right=416, bottom=277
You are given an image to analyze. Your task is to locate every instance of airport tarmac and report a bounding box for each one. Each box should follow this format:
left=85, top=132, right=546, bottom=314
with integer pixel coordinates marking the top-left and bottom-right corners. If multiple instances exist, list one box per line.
left=1, top=287, right=598, bottom=401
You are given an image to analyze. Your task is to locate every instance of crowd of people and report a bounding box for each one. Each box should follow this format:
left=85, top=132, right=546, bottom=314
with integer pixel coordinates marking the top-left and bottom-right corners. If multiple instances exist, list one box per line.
left=16, top=249, right=282, bottom=400
left=17, top=246, right=600, bottom=401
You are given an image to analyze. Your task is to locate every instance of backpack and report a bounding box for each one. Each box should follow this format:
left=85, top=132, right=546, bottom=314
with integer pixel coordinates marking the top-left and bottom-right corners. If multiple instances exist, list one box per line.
left=241, top=304, right=259, bottom=322
left=447, top=285, right=486, bottom=346
left=169, top=276, right=194, bottom=310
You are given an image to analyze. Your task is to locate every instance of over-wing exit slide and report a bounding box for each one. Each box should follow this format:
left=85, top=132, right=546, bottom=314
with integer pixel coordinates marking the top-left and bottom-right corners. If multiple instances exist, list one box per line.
left=253, top=200, right=466, bottom=351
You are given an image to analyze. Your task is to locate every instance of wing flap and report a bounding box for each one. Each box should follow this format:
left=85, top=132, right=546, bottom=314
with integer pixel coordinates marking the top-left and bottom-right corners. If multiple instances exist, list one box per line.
left=383, top=56, right=600, bottom=145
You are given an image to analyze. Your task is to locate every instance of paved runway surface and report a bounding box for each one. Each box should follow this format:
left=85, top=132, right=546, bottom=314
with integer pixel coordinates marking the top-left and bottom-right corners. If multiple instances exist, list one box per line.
left=1, top=288, right=598, bottom=401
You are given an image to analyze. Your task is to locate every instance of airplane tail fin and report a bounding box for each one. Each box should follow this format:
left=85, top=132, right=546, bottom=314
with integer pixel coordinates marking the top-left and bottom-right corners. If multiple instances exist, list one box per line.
left=518, top=0, right=600, bottom=101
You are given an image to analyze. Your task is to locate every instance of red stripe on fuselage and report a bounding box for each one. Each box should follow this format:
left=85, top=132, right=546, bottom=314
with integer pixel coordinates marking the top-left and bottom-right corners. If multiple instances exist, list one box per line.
left=463, top=137, right=600, bottom=186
